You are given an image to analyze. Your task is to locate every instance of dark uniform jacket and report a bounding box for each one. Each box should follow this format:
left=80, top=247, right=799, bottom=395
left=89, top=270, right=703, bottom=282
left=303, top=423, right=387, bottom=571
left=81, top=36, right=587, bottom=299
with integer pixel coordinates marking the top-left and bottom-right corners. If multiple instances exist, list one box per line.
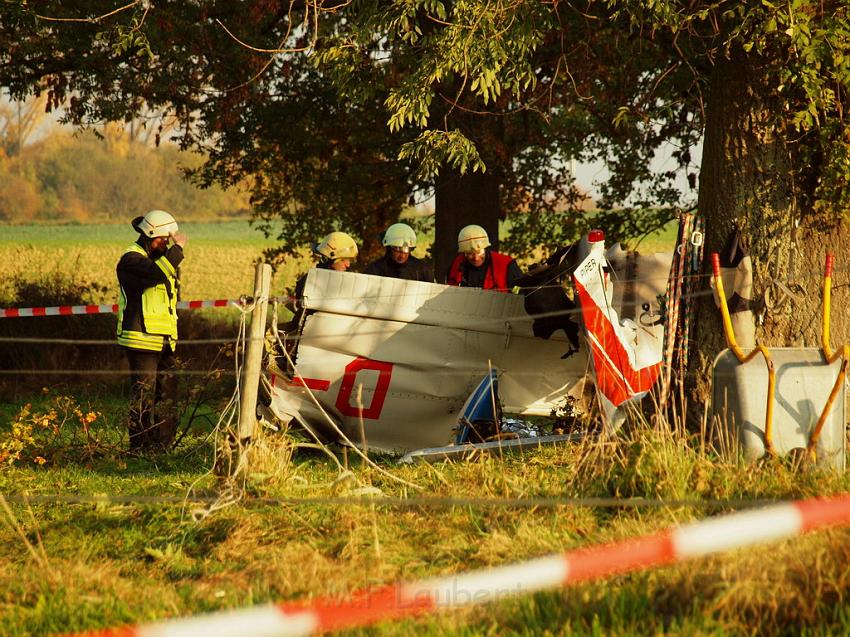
left=116, top=240, right=184, bottom=336
left=364, top=252, right=434, bottom=282
left=288, top=263, right=332, bottom=332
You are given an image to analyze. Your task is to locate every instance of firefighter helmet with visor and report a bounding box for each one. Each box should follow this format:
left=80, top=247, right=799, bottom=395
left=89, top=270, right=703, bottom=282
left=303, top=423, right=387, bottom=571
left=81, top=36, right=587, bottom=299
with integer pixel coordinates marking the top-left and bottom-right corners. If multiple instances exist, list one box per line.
left=133, top=210, right=179, bottom=238
left=315, top=231, right=358, bottom=261
left=457, top=224, right=491, bottom=253
left=382, top=223, right=417, bottom=252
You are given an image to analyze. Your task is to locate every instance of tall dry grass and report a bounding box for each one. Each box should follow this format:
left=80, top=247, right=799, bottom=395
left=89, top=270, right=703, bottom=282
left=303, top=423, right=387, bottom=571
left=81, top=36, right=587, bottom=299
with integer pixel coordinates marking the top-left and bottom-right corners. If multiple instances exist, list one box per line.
left=2, top=401, right=850, bottom=635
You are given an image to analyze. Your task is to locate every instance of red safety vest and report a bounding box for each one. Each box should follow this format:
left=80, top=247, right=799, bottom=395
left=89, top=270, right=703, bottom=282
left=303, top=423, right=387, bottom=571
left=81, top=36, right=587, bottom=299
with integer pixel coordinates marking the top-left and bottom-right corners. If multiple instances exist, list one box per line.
left=447, top=251, right=513, bottom=292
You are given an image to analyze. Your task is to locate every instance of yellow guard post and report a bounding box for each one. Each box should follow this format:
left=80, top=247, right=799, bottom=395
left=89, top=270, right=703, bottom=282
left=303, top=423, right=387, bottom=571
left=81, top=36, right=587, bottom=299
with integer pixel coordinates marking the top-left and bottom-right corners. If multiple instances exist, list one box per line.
left=712, top=252, right=776, bottom=455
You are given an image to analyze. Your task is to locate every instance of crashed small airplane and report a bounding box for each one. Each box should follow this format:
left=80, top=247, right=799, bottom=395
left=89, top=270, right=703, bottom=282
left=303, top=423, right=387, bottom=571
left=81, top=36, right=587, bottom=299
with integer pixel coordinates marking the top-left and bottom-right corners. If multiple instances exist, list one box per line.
left=262, top=232, right=673, bottom=453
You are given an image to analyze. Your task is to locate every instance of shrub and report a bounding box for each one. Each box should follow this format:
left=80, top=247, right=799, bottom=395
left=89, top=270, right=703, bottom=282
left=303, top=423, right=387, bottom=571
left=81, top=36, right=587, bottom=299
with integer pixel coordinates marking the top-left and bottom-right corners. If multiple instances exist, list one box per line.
left=0, top=269, right=118, bottom=383
left=0, top=393, right=111, bottom=465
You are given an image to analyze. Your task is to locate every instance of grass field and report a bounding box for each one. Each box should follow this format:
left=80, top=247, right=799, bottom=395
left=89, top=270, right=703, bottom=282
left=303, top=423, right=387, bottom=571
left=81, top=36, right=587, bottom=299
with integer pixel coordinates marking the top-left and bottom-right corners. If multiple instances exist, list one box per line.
left=0, top=220, right=677, bottom=307
left=2, top=392, right=850, bottom=636
left=5, top=218, right=846, bottom=635
left=0, top=220, right=311, bottom=305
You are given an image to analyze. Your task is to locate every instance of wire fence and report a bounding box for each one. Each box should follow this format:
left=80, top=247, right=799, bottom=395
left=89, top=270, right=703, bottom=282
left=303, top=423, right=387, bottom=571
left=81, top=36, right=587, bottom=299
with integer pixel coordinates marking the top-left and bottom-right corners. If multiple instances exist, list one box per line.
left=1, top=254, right=846, bottom=636
left=0, top=492, right=784, bottom=509
left=0, top=258, right=835, bottom=377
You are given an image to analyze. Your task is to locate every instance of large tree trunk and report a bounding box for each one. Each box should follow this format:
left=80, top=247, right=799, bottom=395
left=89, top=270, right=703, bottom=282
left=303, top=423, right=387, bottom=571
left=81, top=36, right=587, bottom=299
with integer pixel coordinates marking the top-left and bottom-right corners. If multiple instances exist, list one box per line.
left=690, top=50, right=850, bottom=405
left=433, top=168, right=501, bottom=281
left=351, top=203, right=399, bottom=266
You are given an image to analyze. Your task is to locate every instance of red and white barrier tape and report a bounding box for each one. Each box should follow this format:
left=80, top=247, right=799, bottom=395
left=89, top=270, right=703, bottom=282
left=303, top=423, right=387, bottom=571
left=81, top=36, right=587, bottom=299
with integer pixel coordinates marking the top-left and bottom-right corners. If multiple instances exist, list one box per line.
left=62, top=494, right=850, bottom=637
left=0, top=299, right=240, bottom=319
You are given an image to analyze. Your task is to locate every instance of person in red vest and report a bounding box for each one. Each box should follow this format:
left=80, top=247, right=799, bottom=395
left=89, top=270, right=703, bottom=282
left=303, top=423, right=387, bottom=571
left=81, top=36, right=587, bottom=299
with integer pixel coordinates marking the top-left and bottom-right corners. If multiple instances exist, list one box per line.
left=446, top=224, right=522, bottom=292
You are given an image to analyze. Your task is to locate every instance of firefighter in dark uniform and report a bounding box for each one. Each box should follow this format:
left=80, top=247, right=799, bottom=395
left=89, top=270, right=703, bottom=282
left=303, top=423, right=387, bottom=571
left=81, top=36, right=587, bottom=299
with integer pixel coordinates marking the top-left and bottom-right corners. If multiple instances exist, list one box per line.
left=116, top=210, right=186, bottom=452
left=286, top=231, right=359, bottom=338
left=364, top=222, right=433, bottom=282
left=292, top=231, right=359, bottom=307
left=446, top=224, right=522, bottom=291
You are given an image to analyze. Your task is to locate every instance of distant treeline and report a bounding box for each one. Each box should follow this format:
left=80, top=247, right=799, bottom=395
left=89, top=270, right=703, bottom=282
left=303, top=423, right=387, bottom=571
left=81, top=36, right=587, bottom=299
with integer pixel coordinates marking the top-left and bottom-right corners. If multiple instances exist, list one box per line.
left=0, top=128, right=250, bottom=222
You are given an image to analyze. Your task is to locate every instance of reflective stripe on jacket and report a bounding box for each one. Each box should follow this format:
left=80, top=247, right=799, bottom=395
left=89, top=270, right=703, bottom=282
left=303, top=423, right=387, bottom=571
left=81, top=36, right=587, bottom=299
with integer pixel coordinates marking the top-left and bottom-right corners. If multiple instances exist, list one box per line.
left=117, top=243, right=179, bottom=351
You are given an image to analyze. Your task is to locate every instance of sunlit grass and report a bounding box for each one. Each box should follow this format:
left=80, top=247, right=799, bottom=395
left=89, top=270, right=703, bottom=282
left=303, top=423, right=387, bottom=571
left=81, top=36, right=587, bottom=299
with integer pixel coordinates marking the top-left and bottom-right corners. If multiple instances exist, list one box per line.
left=0, top=221, right=311, bottom=304
left=1, top=391, right=850, bottom=636
left=1, top=219, right=846, bottom=635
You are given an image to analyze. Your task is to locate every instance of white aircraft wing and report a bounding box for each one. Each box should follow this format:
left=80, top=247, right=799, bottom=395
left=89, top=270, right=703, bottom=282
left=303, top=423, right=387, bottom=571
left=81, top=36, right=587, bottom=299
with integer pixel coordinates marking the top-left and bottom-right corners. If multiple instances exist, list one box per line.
left=266, top=269, right=585, bottom=452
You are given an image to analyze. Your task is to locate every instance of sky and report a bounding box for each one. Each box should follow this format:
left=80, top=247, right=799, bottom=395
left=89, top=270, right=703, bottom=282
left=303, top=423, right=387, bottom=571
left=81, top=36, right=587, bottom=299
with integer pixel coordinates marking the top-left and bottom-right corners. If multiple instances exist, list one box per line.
left=573, top=139, right=702, bottom=206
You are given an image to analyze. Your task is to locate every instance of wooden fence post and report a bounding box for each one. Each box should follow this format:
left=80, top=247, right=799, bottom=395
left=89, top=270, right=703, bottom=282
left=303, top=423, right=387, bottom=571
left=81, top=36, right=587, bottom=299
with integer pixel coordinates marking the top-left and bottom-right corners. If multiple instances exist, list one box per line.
left=238, top=263, right=272, bottom=445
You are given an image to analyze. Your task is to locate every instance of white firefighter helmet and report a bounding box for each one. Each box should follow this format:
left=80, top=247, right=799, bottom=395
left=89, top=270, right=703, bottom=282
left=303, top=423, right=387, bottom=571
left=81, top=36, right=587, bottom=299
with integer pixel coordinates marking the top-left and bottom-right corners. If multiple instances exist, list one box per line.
left=315, top=231, right=358, bottom=261
left=457, top=224, right=491, bottom=253
left=134, top=210, right=178, bottom=238
left=382, top=223, right=417, bottom=250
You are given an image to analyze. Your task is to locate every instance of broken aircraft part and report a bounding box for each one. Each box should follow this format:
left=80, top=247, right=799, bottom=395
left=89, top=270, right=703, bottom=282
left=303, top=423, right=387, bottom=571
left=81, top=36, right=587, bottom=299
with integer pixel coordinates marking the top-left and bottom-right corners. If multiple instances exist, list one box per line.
left=264, top=243, right=672, bottom=453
